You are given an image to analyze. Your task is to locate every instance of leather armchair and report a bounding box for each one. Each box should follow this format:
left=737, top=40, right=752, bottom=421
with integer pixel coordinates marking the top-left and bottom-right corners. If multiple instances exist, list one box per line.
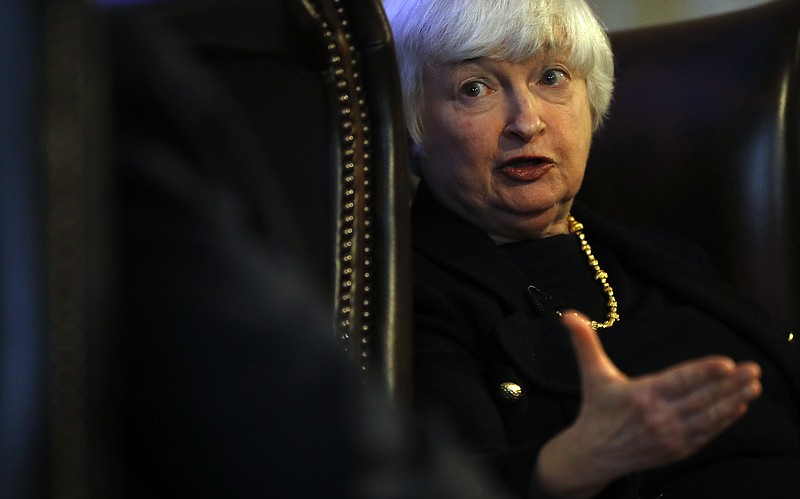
left=581, top=0, right=800, bottom=335
left=1, top=1, right=413, bottom=497
left=110, top=0, right=417, bottom=496
left=155, top=0, right=414, bottom=400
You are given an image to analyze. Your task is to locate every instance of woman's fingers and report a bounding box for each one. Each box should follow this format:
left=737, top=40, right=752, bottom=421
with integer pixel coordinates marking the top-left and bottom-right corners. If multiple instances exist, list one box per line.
left=668, top=362, right=762, bottom=436
left=615, top=357, right=763, bottom=464
left=645, top=356, right=762, bottom=420
left=649, top=355, right=758, bottom=399
left=558, top=310, right=764, bottom=474
left=651, top=356, right=736, bottom=397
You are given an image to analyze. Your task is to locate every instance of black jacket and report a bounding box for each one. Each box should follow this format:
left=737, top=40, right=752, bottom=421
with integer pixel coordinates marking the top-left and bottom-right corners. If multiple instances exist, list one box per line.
left=411, top=181, right=800, bottom=498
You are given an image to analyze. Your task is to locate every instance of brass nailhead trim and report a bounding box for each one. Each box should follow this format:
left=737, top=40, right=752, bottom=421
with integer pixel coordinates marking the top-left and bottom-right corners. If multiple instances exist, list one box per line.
left=309, top=0, right=375, bottom=372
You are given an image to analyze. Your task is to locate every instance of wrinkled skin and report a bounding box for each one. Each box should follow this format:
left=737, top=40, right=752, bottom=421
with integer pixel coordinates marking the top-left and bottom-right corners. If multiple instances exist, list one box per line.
left=417, top=54, right=592, bottom=242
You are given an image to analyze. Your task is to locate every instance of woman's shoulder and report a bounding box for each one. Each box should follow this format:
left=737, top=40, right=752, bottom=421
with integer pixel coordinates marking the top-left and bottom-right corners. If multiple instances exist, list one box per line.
left=571, top=203, right=714, bottom=266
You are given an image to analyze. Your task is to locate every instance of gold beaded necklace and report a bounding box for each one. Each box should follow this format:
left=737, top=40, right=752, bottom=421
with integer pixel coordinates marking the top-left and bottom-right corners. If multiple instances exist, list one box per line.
left=567, top=215, right=620, bottom=330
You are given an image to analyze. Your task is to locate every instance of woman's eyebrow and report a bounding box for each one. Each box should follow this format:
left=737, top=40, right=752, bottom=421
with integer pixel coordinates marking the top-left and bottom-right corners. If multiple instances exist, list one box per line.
left=447, top=58, right=487, bottom=75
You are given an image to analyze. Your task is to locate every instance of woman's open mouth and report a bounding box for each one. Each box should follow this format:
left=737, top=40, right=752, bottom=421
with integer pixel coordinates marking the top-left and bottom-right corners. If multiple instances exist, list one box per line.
left=498, top=157, right=554, bottom=182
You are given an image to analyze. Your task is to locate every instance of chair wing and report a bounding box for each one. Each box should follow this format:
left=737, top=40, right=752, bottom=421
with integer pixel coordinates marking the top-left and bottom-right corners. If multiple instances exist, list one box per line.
left=582, top=0, right=800, bottom=333
left=159, top=0, right=413, bottom=399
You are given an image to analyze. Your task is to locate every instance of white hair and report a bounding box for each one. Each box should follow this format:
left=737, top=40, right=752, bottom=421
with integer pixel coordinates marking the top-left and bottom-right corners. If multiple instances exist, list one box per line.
left=382, top=0, right=615, bottom=144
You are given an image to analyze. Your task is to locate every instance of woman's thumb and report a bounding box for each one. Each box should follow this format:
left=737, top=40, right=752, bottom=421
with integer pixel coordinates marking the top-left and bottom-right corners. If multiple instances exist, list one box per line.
left=561, top=310, right=619, bottom=382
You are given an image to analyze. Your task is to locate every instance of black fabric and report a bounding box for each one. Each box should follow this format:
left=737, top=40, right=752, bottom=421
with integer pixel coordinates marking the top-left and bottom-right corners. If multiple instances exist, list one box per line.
left=111, top=12, right=358, bottom=498
left=109, top=9, right=509, bottom=499
left=411, top=180, right=800, bottom=498
left=498, top=234, right=612, bottom=322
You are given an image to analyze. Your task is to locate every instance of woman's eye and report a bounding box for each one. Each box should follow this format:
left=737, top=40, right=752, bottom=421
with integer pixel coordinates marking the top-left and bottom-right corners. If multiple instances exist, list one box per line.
left=540, top=68, right=567, bottom=86
left=460, top=80, right=489, bottom=98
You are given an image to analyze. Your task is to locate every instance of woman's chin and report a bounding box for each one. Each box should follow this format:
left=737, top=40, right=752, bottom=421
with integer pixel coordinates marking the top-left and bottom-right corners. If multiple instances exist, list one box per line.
left=487, top=210, right=571, bottom=242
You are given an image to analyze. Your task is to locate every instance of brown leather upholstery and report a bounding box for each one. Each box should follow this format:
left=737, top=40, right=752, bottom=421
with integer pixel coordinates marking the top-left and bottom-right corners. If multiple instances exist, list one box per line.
left=157, top=0, right=413, bottom=400
left=581, top=0, right=800, bottom=334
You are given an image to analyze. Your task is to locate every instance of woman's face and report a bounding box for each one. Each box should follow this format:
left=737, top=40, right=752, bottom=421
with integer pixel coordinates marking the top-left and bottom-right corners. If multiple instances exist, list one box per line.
left=417, top=54, right=593, bottom=241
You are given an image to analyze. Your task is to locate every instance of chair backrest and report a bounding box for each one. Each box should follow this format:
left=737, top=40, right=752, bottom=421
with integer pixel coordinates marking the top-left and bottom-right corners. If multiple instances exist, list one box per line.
left=581, top=0, right=800, bottom=334
left=1, top=1, right=413, bottom=497
left=156, top=0, right=413, bottom=400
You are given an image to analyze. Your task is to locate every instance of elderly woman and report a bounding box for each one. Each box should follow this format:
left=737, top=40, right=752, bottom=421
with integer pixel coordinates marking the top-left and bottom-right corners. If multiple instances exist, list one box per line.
left=382, top=0, right=800, bottom=497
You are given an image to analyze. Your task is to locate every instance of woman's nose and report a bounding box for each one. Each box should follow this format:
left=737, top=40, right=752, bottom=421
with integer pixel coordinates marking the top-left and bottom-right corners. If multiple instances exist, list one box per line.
left=503, top=91, right=544, bottom=142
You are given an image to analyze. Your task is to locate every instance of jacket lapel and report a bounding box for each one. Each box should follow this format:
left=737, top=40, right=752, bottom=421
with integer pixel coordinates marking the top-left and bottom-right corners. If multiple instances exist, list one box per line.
left=412, top=183, right=581, bottom=394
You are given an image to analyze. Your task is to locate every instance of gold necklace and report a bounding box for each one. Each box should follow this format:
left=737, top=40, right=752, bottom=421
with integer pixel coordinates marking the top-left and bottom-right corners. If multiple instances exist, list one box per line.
left=567, top=215, right=620, bottom=330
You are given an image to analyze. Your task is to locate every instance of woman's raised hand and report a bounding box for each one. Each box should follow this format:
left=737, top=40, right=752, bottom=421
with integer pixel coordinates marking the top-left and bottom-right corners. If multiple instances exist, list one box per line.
left=536, top=311, right=762, bottom=498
